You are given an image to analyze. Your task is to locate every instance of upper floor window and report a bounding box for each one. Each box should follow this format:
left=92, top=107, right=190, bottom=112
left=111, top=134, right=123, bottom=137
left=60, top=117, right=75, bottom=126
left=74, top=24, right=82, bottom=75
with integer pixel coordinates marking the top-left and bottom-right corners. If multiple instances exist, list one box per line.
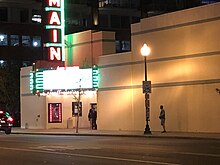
left=111, top=15, right=120, bottom=28
left=99, top=0, right=138, bottom=8
left=22, top=36, right=31, bottom=47
left=20, top=8, right=29, bottom=23
left=121, top=16, right=130, bottom=28
left=121, top=40, right=130, bottom=51
left=10, top=35, right=19, bottom=46
left=115, top=40, right=131, bottom=52
left=99, top=14, right=109, bottom=28
left=67, top=0, right=87, bottom=4
left=0, top=7, right=8, bottom=22
left=115, top=40, right=121, bottom=52
left=33, top=36, right=41, bottom=47
left=32, top=9, right=41, bottom=24
left=99, top=0, right=107, bottom=7
left=0, top=34, right=41, bottom=48
left=0, top=34, right=8, bottom=46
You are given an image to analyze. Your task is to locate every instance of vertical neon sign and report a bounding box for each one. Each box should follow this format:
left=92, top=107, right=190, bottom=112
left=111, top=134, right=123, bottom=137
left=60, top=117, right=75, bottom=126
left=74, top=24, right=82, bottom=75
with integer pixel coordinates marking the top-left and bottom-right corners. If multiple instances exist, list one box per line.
left=44, top=0, right=65, bottom=61
left=92, top=65, right=99, bottom=89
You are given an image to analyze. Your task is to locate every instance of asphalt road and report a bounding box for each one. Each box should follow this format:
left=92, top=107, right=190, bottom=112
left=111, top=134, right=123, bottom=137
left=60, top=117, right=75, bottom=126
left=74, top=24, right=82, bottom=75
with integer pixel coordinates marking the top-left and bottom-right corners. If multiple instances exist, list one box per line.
left=0, top=133, right=219, bottom=165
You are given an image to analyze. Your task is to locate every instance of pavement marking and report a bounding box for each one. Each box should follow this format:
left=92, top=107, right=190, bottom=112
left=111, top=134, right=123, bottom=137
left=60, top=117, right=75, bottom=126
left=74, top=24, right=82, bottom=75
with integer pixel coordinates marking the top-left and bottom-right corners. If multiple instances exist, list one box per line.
left=0, top=146, right=180, bottom=165
left=175, top=151, right=220, bottom=158
left=142, top=147, right=220, bottom=158
left=34, top=145, right=101, bottom=151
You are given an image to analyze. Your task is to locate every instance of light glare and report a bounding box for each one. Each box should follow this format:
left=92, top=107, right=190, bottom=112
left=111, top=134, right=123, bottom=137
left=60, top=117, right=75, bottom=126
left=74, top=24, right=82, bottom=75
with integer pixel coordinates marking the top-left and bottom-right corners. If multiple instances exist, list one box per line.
left=141, top=44, right=151, bottom=56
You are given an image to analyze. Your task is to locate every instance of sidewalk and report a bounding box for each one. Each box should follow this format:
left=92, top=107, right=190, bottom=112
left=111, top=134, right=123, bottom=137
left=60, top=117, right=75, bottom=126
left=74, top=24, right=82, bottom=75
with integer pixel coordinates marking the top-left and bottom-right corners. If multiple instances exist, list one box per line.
left=11, top=127, right=220, bottom=140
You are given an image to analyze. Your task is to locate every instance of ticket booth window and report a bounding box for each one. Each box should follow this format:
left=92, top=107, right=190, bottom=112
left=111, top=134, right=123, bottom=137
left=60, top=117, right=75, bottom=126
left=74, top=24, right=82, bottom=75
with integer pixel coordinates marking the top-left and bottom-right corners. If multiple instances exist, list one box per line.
left=72, top=102, right=82, bottom=117
left=48, top=103, right=62, bottom=123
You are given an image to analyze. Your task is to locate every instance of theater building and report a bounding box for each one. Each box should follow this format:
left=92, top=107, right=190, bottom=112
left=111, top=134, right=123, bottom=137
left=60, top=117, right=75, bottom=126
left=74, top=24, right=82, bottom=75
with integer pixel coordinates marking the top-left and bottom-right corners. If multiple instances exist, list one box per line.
left=21, top=3, right=220, bottom=132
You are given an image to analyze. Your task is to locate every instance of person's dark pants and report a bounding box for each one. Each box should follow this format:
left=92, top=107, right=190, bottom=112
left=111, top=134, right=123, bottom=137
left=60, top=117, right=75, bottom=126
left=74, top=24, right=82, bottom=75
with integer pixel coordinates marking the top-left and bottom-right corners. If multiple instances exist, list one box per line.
left=92, top=119, right=97, bottom=130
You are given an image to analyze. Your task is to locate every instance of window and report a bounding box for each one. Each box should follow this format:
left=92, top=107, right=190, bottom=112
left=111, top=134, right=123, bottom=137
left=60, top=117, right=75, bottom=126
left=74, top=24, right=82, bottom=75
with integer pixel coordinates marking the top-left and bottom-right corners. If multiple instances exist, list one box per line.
left=99, top=1, right=105, bottom=7
left=10, top=35, right=19, bottom=46
left=22, top=36, right=31, bottom=47
left=32, top=36, right=41, bottom=47
left=48, top=103, right=62, bottom=123
left=99, top=0, right=111, bottom=7
left=121, top=40, right=130, bottom=51
left=121, top=16, right=130, bottom=28
left=111, top=15, right=120, bottom=28
left=32, top=9, right=41, bottom=24
left=0, top=7, right=8, bottom=22
left=115, top=40, right=121, bottom=52
left=20, top=8, right=29, bottom=23
left=201, top=0, right=218, bottom=4
left=0, top=34, right=8, bottom=46
left=115, top=40, right=131, bottom=52
left=99, top=14, right=108, bottom=28
left=72, top=102, right=82, bottom=117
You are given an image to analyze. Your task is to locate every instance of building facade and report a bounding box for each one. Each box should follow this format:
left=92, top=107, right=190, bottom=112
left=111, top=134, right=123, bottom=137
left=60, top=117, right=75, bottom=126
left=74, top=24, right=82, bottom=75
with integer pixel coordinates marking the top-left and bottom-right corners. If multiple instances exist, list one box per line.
left=3, top=0, right=220, bottom=63
left=20, top=30, right=113, bottom=129
left=97, top=2, right=220, bottom=133
left=0, top=0, right=43, bottom=63
left=20, top=2, right=220, bottom=133
left=65, top=0, right=140, bottom=53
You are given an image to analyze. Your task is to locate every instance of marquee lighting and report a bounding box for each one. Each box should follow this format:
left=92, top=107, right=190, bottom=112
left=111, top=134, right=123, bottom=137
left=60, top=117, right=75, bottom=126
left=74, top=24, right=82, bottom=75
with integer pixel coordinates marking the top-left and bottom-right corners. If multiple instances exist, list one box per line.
left=44, top=0, right=65, bottom=61
left=30, top=66, right=99, bottom=95
left=92, top=65, right=99, bottom=88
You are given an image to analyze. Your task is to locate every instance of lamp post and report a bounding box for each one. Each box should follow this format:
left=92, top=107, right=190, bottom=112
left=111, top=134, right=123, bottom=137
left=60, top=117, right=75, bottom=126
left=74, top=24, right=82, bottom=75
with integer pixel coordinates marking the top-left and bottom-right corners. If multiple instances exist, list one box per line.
left=141, top=44, right=151, bottom=134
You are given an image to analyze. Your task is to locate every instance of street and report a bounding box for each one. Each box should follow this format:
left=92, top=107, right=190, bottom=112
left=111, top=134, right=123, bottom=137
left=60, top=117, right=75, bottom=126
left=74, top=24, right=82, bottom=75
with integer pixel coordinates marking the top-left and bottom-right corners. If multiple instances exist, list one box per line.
left=0, top=133, right=219, bottom=165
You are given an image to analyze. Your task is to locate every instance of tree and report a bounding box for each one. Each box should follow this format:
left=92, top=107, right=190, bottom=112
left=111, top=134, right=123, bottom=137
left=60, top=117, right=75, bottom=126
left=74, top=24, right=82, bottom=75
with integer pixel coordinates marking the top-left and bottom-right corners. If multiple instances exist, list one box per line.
left=0, top=60, right=22, bottom=126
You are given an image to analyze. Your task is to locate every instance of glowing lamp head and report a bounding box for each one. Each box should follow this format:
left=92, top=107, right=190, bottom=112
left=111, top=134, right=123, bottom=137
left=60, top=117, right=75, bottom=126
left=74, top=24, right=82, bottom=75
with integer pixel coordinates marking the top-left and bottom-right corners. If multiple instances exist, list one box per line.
left=141, top=44, right=151, bottom=57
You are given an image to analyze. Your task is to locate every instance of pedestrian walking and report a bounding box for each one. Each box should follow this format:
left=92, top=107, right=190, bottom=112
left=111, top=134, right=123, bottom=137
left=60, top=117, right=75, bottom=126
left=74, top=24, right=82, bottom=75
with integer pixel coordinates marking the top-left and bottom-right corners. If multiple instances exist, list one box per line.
left=159, top=105, right=166, bottom=133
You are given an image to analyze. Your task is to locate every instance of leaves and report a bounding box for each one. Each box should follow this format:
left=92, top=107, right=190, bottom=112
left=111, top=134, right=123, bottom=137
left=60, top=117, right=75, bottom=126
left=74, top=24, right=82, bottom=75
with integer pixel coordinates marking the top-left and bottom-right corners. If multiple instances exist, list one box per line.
left=0, top=60, right=21, bottom=122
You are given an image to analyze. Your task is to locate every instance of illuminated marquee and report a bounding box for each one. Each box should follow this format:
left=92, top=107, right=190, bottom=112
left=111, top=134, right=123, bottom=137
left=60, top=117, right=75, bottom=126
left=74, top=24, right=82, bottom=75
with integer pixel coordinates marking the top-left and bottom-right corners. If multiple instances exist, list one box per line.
left=30, top=66, right=99, bottom=94
left=43, top=67, right=93, bottom=90
left=44, top=0, right=65, bottom=61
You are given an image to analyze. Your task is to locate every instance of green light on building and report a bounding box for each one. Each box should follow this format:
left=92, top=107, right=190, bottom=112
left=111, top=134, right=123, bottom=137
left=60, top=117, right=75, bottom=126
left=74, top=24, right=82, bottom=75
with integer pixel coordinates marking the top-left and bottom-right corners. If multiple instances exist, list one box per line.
left=92, top=65, right=99, bottom=89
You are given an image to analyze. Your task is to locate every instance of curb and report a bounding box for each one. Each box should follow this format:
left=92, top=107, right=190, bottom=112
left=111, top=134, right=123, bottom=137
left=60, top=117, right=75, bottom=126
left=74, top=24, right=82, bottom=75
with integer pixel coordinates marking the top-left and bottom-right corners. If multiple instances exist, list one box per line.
left=11, top=131, right=220, bottom=140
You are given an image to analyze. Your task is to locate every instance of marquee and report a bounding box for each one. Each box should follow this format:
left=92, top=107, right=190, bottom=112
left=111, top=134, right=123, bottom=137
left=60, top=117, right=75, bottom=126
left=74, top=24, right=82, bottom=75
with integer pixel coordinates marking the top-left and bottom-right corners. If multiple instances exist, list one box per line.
left=30, top=66, right=99, bottom=95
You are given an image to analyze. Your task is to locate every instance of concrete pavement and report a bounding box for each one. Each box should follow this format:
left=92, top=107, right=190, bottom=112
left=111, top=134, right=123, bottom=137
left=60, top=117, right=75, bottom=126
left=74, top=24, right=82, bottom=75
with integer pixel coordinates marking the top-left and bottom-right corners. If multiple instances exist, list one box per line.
left=11, top=127, right=220, bottom=140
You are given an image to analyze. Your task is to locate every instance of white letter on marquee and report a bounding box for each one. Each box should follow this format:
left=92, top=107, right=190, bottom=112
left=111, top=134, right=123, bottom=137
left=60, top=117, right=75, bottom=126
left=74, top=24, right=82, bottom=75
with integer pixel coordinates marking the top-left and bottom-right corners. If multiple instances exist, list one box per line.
left=49, top=0, right=60, bottom=7
left=53, top=29, right=58, bottom=42
left=50, top=47, right=61, bottom=60
left=49, top=12, right=61, bottom=25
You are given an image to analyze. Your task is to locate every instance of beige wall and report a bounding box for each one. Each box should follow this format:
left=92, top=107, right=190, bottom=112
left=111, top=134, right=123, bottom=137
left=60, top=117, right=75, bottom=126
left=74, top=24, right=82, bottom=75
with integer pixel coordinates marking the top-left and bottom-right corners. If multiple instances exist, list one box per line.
left=98, top=3, right=220, bottom=132
left=65, top=30, right=115, bottom=67
left=20, top=67, right=46, bottom=129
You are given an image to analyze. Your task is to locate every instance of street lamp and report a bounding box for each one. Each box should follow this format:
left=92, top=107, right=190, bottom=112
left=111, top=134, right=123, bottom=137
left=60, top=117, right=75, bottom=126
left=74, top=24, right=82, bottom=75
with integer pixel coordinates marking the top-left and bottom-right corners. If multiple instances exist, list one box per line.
left=141, top=43, right=151, bottom=134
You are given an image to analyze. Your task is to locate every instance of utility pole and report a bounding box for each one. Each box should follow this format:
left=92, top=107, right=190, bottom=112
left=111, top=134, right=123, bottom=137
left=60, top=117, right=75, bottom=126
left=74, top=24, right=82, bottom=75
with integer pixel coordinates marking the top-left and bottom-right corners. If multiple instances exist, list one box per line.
left=75, top=80, right=82, bottom=133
